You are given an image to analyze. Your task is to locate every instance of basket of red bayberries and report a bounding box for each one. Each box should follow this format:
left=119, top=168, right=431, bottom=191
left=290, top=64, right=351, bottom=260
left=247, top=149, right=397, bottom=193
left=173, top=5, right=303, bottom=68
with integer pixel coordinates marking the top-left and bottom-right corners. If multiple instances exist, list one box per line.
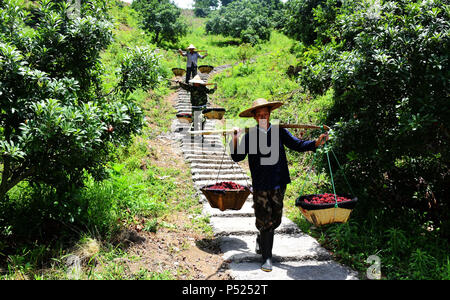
left=201, top=181, right=252, bottom=211
left=295, top=193, right=358, bottom=226
left=176, top=113, right=192, bottom=123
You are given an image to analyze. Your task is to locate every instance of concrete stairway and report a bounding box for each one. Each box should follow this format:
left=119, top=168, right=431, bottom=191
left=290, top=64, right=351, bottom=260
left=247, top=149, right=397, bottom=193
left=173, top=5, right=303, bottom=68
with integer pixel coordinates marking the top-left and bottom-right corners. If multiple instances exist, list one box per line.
left=169, top=68, right=358, bottom=280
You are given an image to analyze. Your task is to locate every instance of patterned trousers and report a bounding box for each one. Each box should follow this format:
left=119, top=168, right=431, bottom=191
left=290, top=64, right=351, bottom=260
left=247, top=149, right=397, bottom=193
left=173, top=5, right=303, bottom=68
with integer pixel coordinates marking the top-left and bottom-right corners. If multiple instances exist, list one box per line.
left=253, top=187, right=286, bottom=232
left=186, top=66, right=197, bottom=83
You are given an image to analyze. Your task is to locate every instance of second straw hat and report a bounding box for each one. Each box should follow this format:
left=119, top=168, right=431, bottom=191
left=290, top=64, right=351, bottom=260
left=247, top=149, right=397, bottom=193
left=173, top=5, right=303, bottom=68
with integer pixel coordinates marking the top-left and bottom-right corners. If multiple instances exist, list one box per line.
left=189, top=75, right=206, bottom=85
left=238, top=98, right=283, bottom=118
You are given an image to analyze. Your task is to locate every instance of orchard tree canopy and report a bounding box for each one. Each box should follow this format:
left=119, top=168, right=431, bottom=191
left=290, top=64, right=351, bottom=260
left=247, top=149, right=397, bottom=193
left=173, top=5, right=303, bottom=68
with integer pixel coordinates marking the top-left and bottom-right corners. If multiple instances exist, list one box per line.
left=194, top=0, right=219, bottom=17
left=287, top=0, right=450, bottom=233
left=220, top=0, right=235, bottom=6
left=282, top=0, right=318, bottom=44
left=0, top=0, right=165, bottom=200
left=132, top=0, right=187, bottom=45
left=205, top=0, right=274, bottom=44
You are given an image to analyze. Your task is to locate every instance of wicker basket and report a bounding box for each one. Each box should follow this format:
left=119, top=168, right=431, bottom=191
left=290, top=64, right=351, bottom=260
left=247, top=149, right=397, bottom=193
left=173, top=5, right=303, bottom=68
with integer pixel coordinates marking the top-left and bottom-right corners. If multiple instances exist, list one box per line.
left=202, top=107, right=226, bottom=120
left=201, top=185, right=251, bottom=211
left=172, top=68, right=186, bottom=77
left=295, top=194, right=357, bottom=226
left=198, top=65, right=214, bottom=74
left=176, top=113, right=192, bottom=123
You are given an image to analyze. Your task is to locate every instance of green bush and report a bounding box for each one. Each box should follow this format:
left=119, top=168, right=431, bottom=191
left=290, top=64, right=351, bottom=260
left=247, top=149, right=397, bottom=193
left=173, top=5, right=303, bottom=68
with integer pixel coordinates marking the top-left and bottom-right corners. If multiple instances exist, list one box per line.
left=117, top=46, right=165, bottom=94
left=291, top=0, right=449, bottom=235
left=205, top=0, right=272, bottom=44
left=194, top=0, right=219, bottom=17
left=282, top=0, right=340, bottom=45
left=132, top=0, right=187, bottom=46
left=0, top=0, right=165, bottom=199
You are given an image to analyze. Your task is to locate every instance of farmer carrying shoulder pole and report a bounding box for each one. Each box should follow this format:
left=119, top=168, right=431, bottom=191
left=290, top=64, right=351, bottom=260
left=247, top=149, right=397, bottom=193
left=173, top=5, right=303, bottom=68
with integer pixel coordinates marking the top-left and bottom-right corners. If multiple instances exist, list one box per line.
left=229, top=98, right=329, bottom=272
left=177, top=75, right=217, bottom=131
left=178, top=44, right=208, bottom=83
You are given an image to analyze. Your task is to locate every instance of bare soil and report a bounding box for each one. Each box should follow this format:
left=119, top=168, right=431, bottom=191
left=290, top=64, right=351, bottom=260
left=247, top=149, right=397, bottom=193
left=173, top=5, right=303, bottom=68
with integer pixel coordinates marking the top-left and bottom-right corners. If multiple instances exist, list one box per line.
left=112, top=90, right=232, bottom=280
left=112, top=211, right=231, bottom=280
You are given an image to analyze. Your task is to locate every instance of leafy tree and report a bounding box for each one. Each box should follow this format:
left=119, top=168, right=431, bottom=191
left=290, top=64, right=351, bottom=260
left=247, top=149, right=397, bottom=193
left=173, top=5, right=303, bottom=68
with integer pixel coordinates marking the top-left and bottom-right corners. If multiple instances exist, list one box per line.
left=220, top=0, right=236, bottom=6
left=117, top=46, right=166, bottom=94
left=194, top=0, right=219, bottom=17
left=260, top=0, right=284, bottom=18
left=281, top=0, right=339, bottom=45
left=0, top=0, right=165, bottom=200
left=132, top=0, right=187, bottom=46
left=205, top=0, right=272, bottom=44
left=295, top=0, right=450, bottom=234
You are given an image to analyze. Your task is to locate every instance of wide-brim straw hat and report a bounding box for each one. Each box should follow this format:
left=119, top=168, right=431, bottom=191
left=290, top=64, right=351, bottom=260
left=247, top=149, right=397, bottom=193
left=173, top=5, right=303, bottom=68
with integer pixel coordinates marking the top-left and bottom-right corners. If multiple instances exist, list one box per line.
left=239, top=98, right=283, bottom=118
left=187, top=44, right=196, bottom=49
left=189, top=75, right=206, bottom=85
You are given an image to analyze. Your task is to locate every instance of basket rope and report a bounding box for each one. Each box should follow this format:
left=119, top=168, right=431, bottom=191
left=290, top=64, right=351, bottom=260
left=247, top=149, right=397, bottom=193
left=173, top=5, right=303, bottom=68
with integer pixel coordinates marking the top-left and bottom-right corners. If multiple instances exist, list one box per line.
left=325, top=146, right=338, bottom=208
left=216, top=134, right=228, bottom=184
left=298, top=126, right=355, bottom=208
left=330, top=149, right=355, bottom=197
left=216, top=133, right=251, bottom=189
left=298, top=152, right=318, bottom=198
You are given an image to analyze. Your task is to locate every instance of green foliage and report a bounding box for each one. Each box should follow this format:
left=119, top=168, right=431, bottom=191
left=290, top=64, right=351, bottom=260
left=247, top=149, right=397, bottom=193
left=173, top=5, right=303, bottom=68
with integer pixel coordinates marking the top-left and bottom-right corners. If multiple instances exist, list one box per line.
left=132, top=0, right=187, bottom=46
left=194, top=0, right=219, bottom=17
left=282, top=0, right=340, bottom=45
left=0, top=0, right=166, bottom=199
left=117, top=46, right=165, bottom=93
left=279, top=0, right=450, bottom=279
left=212, top=47, right=298, bottom=119
left=220, top=0, right=236, bottom=6
left=236, top=43, right=256, bottom=61
left=0, top=1, right=203, bottom=280
left=205, top=0, right=272, bottom=44
left=289, top=0, right=450, bottom=236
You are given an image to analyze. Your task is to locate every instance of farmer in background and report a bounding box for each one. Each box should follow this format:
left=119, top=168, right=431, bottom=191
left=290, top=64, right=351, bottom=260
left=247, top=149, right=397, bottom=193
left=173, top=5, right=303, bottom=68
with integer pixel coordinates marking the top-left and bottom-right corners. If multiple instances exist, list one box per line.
left=177, top=75, right=217, bottom=132
left=178, top=44, right=208, bottom=83
left=229, top=98, right=329, bottom=272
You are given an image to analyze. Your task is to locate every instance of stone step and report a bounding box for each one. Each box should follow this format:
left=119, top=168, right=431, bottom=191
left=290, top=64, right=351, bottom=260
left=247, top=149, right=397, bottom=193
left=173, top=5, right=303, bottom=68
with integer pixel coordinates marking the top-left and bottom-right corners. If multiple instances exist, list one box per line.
left=181, top=141, right=224, bottom=148
left=192, top=167, right=247, bottom=174
left=187, top=158, right=236, bottom=165
left=210, top=217, right=300, bottom=236
left=182, top=148, right=225, bottom=155
left=173, top=122, right=191, bottom=128
left=191, top=169, right=244, bottom=176
left=181, top=133, right=220, bottom=138
left=182, top=126, right=221, bottom=132
left=182, top=136, right=223, bottom=141
left=182, top=142, right=220, bottom=148
left=219, top=234, right=332, bottom=263
left=179, top=125, right=218, bottom=131
left=176, top=111, right=193, bottom=115
left=182, top=144, right=225, bottom=151
left=202, top=200, right=254, bottom=218
left=182, top=140, right=222, bottom=145
left=181, top=142, right=225, bottom=149
left=190, top=162, right=237, bottom=169
left=227, top=260, right=359, bottom=280
left=184, top=153, right=231, bottom=159
left=183, top=153, right=229, bottom=160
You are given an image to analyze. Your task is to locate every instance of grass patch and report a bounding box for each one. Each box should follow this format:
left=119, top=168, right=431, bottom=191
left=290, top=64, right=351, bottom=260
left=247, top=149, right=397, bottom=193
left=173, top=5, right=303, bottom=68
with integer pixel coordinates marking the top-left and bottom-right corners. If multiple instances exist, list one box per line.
left=0, top=3, right=202, bottom=280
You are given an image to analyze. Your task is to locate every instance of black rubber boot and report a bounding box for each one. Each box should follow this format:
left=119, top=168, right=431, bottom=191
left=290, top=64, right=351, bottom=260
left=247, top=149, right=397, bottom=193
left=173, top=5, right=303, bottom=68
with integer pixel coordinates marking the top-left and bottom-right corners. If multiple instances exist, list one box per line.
left=260, top=230, right=274, bottom=272
left=255, top=233, right=261, bottom=254
left=201, top=120, right=205, bottom=144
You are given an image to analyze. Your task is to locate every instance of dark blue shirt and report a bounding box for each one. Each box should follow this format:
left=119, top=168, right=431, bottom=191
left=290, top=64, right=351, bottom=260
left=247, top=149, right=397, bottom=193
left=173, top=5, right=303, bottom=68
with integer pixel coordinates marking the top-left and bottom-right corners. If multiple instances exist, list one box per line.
left=230, top=125, right=316, bottom=191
